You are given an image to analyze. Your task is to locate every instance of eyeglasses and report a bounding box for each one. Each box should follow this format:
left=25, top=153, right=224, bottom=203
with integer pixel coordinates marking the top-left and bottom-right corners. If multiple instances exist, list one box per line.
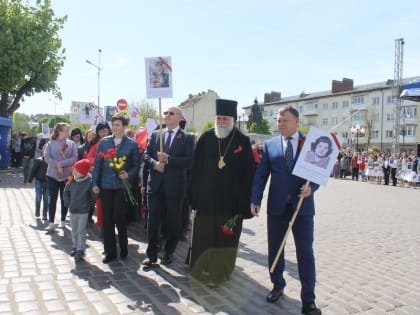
left=163, top=111, right=180, bottom=116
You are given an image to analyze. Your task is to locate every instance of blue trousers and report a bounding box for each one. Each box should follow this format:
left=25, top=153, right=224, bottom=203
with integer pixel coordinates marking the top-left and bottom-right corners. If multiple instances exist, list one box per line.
left=34, top=179, right=48, bottom=217
left=268, top=206, right=316, bottom=304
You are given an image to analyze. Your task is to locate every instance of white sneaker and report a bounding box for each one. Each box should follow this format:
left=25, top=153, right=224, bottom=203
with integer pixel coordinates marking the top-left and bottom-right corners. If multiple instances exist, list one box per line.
left=60, top=221, right=66, bottom=228
left=47, top=223, right=55, bottom=232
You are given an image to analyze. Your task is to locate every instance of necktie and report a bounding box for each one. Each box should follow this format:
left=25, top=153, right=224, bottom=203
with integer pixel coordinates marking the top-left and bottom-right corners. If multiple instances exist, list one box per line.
left=164, top=130, right=173, bottom=153
left=285, top=137, right=294, bottom=171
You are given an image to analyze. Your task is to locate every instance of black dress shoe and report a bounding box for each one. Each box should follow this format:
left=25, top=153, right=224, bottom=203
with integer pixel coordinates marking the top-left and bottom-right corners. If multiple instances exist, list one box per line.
left=142, top=258, right=158, bottom=266
left=102, top=255, right=116, bottom=264
left=160, top=254, right=173, bottom=265
left=266, top=287, right=284, bottom=303
left=302, top=302, right=321, bottom=315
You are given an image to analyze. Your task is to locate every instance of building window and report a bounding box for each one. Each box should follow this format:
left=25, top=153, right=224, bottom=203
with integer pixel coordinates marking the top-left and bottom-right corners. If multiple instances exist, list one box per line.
left=371, top=130, right=379, bottom=139
left=352, top=96, right=365, bottom=105
left=342, top=100, right=349, bottom=108
left=387, top=96, right=395, bottom=104
left=332, top=101, right=339, bottom=110
left=342, top=131, right=349, bottom=139
left=322, top=118, right=328, bottom=125
left=372, top=97, right=380, bottom=105
left=386, top=113, right=394, bottom=121
left=323, top=103, right=328, bottom=110
left=308, top=119, right=316, bottom=126
left=331, top=117, right=338, bottom=125
left=385, top=130, right=393, bottom=138
left=404, top=126, right=416, bottom=136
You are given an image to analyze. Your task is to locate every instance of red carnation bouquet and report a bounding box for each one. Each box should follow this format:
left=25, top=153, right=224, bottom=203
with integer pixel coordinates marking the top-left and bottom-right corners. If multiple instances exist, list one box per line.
left=221, top=214, right=242, bottom=236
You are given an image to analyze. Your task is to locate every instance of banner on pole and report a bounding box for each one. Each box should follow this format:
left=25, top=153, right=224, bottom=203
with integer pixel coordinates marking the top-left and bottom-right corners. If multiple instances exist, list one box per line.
left=293, top=127, right=342, bottom=186
left=145, top=56, right=173, bottom=99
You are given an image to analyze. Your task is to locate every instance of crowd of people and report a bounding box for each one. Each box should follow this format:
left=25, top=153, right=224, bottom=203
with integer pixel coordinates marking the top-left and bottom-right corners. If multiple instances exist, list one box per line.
left=333, top=148, right=419, bottom=188
left=11, top=103, right=420, bottom=315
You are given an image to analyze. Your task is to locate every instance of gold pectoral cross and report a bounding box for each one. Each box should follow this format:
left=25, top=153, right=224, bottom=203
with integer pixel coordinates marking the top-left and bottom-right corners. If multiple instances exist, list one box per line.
left=218, top=156, right=226, bottom=169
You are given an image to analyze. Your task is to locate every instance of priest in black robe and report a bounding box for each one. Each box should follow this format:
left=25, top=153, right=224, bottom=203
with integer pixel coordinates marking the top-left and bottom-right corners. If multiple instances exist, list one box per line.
left=189, top=99, right=256, bottom=286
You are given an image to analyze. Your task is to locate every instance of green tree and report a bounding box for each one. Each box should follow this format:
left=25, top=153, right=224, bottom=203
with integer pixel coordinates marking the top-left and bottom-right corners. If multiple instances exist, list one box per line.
left=248, top=122, right=257, bottom=133
left=201, top=120, right=214, bottom=134
left=130, top=99, right=158, bottom=126
left=0, top=0, right=67, bottom=117
left=32, top=115, right=70, bottom=134
left=248, top=119, right=271, bottom=135
left=12, top=112, right=30, bottom=132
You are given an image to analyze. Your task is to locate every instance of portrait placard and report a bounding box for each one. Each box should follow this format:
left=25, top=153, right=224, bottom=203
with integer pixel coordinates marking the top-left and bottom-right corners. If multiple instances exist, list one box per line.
left=145, top=56, right=173, bottom=99
left=293, top=127, right=341, bottom=186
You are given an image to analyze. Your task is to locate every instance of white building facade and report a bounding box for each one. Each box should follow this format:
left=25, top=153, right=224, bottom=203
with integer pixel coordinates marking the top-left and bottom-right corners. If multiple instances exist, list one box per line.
left=244, top=77, right=420, bottom=153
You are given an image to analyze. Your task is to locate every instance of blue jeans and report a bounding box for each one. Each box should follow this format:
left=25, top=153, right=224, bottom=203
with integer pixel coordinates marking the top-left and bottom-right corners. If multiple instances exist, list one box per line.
left=35, top=179, right=49, bottom=217
left=22, top=158, right=33, bottom=183
left=46, top=176, right=67, bottom=223
left=70, top=212, right=88, bottom=251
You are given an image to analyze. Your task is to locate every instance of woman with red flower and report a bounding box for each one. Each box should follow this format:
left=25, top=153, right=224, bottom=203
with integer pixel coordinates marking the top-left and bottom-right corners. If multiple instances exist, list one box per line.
left=92, top=113, right=140, bottom=263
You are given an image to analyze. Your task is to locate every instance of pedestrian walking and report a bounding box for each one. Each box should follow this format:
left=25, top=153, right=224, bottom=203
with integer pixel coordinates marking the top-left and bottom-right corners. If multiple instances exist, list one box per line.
left=64, top=159, right=95, bottom=262
left=44, top=122, right=78, bottom=232
left=188, top=99, right=255, bottom=286
left=142, top=107, right=195, bottom=266
left=250, top=106, right=322, bottom=315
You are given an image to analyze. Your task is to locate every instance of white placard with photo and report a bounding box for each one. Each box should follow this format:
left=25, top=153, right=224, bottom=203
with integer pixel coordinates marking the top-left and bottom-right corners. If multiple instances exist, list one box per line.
left=41, top=123, right=50, bottom=138
left=293, top=127, right=341, bottom=186
left=78, top=102, right=101, bottom=124
left=145, top=56, right=173, bottom=99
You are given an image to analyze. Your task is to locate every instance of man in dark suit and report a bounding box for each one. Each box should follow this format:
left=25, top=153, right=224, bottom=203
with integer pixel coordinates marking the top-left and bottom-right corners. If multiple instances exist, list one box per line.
left=142, top=106, right=195, bottom=265
left=250, top=106, right=321, bottom=315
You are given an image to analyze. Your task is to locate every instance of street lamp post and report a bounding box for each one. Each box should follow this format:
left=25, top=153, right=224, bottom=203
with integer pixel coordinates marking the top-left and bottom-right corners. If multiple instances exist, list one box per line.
left=86, top=49, right=102, bottom=107
left=351, top=124, right=365, bottom=152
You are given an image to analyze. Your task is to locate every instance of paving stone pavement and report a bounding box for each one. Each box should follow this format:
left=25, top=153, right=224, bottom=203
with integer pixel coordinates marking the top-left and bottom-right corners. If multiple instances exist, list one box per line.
left=0, top=168, right=419, bottom=314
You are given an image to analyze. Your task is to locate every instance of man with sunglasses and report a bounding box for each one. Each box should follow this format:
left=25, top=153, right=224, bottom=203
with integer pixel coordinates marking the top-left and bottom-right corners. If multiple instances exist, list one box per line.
left=143, top=107, right=195, bottom=266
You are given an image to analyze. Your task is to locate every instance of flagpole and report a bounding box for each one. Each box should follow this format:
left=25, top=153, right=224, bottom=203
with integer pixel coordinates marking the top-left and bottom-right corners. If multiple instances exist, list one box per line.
left=159, top=98, right=163, bottom=152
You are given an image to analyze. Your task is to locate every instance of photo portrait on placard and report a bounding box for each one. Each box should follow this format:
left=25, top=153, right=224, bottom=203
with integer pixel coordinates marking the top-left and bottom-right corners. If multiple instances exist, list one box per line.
left=105, top=106, right=118, bottom=123
left=78, top=102, right=100, bottom=124
left=293, top=127, right=340, bottom=186
left=145, top=56, right=173, bottom=99
left=303, top=136, right=333, bottom=169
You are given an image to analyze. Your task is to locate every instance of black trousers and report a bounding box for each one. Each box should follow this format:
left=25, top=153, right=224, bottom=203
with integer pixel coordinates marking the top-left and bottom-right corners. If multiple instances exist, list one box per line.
left=383, top=167, right=390, bottom=185
left=101, top=189, right=128, bottom=257
left=390, top=168, right=397, bottom=186
left=351, top=168, right=359, bottom=180
left=146, top=187, right=183, bottom=260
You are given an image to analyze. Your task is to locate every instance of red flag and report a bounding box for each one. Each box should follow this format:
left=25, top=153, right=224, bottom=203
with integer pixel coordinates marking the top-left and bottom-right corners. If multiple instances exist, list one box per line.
left=135, top=127, right=148, bottom=152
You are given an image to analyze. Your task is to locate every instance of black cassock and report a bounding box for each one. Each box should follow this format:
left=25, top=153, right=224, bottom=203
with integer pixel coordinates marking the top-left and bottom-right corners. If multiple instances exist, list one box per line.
left=189, top=127, right=256, bottom=283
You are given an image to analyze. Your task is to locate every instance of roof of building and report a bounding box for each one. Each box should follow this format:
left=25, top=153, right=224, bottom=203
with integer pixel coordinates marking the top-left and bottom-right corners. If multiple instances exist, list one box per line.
left=178, top=89, right=217, bottom=108
left=243, top=76, right=420, bottom=109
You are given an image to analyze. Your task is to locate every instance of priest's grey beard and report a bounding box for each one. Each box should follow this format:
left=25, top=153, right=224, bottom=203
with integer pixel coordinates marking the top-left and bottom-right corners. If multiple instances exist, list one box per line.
left=215, top=120, right=234, bottom=139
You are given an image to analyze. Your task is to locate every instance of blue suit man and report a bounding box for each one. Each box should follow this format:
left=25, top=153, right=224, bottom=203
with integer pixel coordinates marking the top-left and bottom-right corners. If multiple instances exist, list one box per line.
left=250, top=106, right=321, bottom=315
left=143, top=107, right=195, bottom=266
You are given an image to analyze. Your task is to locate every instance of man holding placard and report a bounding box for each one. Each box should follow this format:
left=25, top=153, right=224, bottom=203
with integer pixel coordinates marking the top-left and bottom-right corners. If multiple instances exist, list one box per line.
left=250, top=106, right=321, bottom=315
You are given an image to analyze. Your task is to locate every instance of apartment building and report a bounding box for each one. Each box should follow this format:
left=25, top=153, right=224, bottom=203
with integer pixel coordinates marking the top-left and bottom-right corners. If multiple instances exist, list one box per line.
left=244, top=77, right=420, bottom=153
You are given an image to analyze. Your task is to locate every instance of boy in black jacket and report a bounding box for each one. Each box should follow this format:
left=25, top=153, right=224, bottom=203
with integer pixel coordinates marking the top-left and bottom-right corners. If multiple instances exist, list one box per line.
left=28, top=152, right=49, bottom=219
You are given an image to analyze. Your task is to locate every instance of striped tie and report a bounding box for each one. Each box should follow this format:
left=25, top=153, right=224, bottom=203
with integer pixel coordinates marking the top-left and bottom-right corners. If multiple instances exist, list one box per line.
left=285, top=137, right=294, bottom=171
